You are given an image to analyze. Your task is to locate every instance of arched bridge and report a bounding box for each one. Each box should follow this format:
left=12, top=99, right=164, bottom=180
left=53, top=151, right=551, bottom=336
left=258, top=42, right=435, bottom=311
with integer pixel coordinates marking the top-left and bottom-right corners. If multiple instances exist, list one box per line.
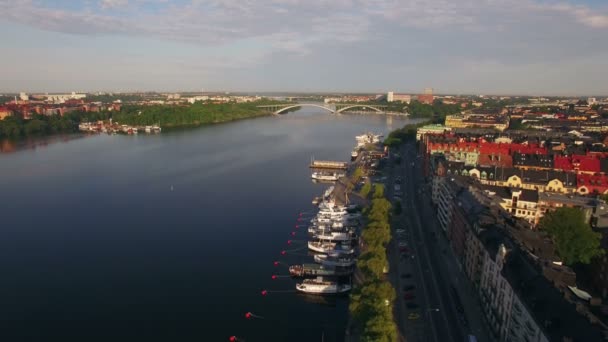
left=257, top=103, right=399, bottom=115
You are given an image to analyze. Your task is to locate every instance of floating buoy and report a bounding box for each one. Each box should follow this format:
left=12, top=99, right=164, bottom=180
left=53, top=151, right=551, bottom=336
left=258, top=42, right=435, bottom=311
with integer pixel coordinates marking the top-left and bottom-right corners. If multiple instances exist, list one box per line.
left=245, top=312, right=252, bottom=319
left=271, top=275, right=277, bottom=280
left=229, top=336, right=237, bottom=342
left=273, top=261, right=280, bottom=266
left=291, top=232, right=296, bottom=236
left=287, top=240, right=292, bottom=245
left=261, top=290, right=268, bottom=296
left=281, top=250, right=286, bottom=255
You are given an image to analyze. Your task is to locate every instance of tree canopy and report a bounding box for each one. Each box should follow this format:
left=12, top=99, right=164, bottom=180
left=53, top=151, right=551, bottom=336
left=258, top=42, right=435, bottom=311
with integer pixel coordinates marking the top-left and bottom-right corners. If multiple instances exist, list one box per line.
left=539, top=207, right=605, bottom=265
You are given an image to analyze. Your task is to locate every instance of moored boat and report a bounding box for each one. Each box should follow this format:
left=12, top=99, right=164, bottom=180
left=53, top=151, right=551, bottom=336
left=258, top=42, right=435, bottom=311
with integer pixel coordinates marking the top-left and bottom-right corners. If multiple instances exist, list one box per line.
left=289, top=263, right=352, bottom=277
left=308, top=241, right=355, bottom=254
left=314, top=254, right=356, bottom=267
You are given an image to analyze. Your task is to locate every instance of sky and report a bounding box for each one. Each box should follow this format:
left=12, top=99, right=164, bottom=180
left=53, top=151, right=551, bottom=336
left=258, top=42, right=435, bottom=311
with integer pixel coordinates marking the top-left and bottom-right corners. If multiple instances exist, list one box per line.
left=0, top=0, right=607, bottom=95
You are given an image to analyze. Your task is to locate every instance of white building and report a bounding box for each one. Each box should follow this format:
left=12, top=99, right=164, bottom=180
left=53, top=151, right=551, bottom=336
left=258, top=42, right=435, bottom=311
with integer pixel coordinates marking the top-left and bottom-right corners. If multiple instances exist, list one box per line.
left=387, top=91, right=394, bottom=102
left=187, top=96, right=209, bottom=104
left=44, top=92, right=86, bottom=103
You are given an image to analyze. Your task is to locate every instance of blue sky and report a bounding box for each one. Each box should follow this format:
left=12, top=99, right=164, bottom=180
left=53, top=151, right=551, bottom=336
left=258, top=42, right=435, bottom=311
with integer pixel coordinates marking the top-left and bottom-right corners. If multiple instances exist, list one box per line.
left=0, top=0, right=607, bottom=95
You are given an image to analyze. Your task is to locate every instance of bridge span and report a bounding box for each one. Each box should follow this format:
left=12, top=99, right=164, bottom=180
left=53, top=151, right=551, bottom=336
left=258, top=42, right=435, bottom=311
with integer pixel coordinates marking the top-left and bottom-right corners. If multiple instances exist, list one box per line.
left=256, top=103, right=407, bottom=116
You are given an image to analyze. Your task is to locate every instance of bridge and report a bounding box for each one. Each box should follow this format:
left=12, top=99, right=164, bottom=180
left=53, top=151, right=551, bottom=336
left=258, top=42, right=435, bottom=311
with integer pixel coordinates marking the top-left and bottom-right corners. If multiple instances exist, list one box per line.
left=257, top=103, right=407, bottom=116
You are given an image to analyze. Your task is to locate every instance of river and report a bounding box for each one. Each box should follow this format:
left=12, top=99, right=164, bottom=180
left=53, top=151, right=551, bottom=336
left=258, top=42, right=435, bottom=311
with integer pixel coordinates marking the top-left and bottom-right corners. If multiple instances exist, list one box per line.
left=0, top=108, right=417, bottom=341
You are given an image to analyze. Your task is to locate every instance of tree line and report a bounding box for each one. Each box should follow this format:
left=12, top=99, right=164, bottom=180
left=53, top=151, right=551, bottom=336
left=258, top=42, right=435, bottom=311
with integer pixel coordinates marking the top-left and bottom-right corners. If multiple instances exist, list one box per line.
left=0, top=99, right=281, bottom=139
left=349, top=183, right=398, bottom=342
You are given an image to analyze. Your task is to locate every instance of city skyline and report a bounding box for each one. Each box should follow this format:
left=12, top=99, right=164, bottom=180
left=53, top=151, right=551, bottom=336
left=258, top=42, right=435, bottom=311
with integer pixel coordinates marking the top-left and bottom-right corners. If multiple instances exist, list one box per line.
left=1, top=0, right=607, bottom=95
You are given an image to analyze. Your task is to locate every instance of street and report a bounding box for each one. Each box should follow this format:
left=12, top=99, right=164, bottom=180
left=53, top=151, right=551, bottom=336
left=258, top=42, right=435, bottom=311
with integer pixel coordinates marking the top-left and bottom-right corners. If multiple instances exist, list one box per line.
left=386, top=142, right=490, bottom=342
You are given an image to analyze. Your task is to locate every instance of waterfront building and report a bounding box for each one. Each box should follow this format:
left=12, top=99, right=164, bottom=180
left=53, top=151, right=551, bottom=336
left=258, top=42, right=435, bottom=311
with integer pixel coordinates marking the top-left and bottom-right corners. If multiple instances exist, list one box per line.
left=416, top=124, right=451, bottom=141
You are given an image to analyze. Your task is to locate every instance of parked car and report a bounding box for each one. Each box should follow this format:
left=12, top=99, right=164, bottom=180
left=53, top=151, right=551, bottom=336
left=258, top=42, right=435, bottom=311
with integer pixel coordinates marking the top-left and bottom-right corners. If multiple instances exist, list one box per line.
left=406, top=303, right=419, bottom=309
left=404, top=293, right=415, bottom=300
left=408, top=313, right=420, bottom=320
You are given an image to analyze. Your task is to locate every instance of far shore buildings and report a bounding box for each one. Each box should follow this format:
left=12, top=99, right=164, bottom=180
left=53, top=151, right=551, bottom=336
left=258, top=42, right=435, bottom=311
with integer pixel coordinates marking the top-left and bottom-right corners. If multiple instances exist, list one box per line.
left=386, top=91, right=411, bottom=103
left=445, top=113, right=510, bottom=131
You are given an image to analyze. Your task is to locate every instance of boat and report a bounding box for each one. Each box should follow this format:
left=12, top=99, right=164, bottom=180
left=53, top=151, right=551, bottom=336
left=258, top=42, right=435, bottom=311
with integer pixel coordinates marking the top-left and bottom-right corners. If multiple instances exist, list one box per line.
left=289, top=263, right=352, bottom=277
left=308, top=241, right=355, bottom=254
left=351, top=149, right=359, bottom=161
left=312, top=196, right=322, bottom=205
left=311, top=172, right=344, bottom=182
left=323, top=186, right=334, bottom=198
left=314, top=231, right=357, bottom=242
left=314, top=254, right=356, bottom=267
left=295, top=277, right=352, bottom=294
left=355, top=132, right=384, bottom=147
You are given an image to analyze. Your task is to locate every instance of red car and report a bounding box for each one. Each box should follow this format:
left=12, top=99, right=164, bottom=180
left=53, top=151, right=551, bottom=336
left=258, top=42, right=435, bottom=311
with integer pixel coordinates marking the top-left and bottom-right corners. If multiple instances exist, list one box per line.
left=399, top=246, right=410, bottom=253
left=403, top=292, right=415, bottom=300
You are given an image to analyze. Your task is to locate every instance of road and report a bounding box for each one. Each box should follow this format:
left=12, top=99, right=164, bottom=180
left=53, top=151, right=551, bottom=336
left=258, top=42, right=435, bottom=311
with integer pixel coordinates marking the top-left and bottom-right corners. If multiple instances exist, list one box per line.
left=386, top=142, right=491, bottom=342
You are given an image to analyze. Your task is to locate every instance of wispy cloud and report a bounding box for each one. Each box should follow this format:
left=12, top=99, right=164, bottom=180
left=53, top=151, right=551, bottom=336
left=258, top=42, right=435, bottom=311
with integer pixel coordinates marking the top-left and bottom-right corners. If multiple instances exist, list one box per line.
left=0, top=0, right=607, bottom=93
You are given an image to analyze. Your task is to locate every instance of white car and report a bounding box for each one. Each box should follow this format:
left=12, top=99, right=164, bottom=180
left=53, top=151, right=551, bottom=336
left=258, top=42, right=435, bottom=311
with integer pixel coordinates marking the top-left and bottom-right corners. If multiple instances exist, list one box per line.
left=396, top=229, right=406, bottom=234
left=398, top=242, right=408, bottom=247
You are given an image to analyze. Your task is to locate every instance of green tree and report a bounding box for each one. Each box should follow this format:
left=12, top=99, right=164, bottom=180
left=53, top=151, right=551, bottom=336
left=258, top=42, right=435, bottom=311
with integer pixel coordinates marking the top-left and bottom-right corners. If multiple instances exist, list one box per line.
left=352, top=166, right=364, bottom=184
left=372, top=184, right=385, bottom=199
left=360, top=182, right=372, bottom=198
left=539, top=207, right=605, bottom=265
left=357, top=251, right=387, bottom=278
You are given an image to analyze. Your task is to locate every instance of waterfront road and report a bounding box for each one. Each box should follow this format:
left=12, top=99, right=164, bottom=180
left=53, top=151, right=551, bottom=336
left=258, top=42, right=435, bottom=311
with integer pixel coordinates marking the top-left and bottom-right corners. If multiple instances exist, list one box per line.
left=405, top=143, right=492, bottom=342
left=387, top=142, right=491, bottom=342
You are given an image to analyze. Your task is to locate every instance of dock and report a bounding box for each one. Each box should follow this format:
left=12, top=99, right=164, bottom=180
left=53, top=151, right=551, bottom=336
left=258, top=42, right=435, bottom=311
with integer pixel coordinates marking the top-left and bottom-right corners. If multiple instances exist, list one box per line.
left=310, top=160, right=348, bottom=170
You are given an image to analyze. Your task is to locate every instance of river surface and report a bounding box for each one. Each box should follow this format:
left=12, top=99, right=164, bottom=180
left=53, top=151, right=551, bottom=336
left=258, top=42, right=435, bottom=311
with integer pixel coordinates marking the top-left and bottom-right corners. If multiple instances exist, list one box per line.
left=0, top=108, right=417, bottom=342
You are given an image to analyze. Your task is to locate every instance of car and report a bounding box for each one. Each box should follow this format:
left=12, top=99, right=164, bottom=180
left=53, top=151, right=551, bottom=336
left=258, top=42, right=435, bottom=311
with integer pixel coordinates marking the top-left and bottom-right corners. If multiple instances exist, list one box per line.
left=408, top=313, right=420, bottom=320
left=403, top=293, right=415, bottom=300
left=406, top=303, right=419, bottom=309
left=398, top=243, right=408, bottom=248
left=399, top=246, right=410, bottom=253
left=395, top=229, right=406, bottom=234
left=403, top=285, right=416, bottom=291
left=401, top=273, right=412, bottom=279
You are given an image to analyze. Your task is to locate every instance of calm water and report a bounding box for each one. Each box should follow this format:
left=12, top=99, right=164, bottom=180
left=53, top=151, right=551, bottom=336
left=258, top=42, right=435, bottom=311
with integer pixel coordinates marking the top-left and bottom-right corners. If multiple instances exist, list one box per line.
left=0, top=109, right=415, bottom=342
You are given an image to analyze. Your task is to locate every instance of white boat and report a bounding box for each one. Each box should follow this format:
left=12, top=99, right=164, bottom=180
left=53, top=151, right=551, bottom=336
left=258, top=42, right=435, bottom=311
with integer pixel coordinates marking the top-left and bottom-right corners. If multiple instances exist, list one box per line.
left=145, top=126, right=152, bottom=133
left=308, top=241, right=355, bottom=254
left=323, top=186, right=334, bottom=198
left=356, top=132, right=384, bottom=147
left=311, top=172, right=344, bottom=182
left=314, top=231, right=356, bottom=242
left=314, top=254, right=356, bottom=267
left=296, top=277, right=352, bottom=294
left=351, top=150, right=359, bottom=160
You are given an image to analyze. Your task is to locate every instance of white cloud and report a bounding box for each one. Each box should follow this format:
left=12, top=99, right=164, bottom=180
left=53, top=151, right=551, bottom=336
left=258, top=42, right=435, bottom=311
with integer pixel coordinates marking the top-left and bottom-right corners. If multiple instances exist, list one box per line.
left=100, top=0, right=129, bottom=10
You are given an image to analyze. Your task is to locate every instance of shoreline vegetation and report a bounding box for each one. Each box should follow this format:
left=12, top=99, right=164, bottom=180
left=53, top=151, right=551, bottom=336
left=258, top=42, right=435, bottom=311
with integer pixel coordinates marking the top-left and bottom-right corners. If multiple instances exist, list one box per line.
left=0, top=99, right=290, bottom=140
left=349, top=182, right=398, bottom=342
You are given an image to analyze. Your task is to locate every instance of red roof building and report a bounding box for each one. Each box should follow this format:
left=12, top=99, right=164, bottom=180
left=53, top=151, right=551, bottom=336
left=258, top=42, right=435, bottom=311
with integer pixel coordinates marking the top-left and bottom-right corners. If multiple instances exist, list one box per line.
left=554, top=155, right=601, bottom=174
left=577, top=174, right=608, bottom=195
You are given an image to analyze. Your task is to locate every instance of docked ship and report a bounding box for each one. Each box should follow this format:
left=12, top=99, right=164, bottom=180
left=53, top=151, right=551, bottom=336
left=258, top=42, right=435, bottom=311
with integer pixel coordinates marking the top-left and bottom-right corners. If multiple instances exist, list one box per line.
left=314, top=254, right=356, bottom=267
left=313, top=231, right=357, bottom=242
left=289, top=263, right=352, bottom=277
left=311, top=172, right=345, bottom=182
left=295, top=277, right=352, bottom=294
left=351, top=149, right=359, bottom=161
left=355, top=132, right=384, bottom=147
left=308, top=241, right=355, bottom=254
